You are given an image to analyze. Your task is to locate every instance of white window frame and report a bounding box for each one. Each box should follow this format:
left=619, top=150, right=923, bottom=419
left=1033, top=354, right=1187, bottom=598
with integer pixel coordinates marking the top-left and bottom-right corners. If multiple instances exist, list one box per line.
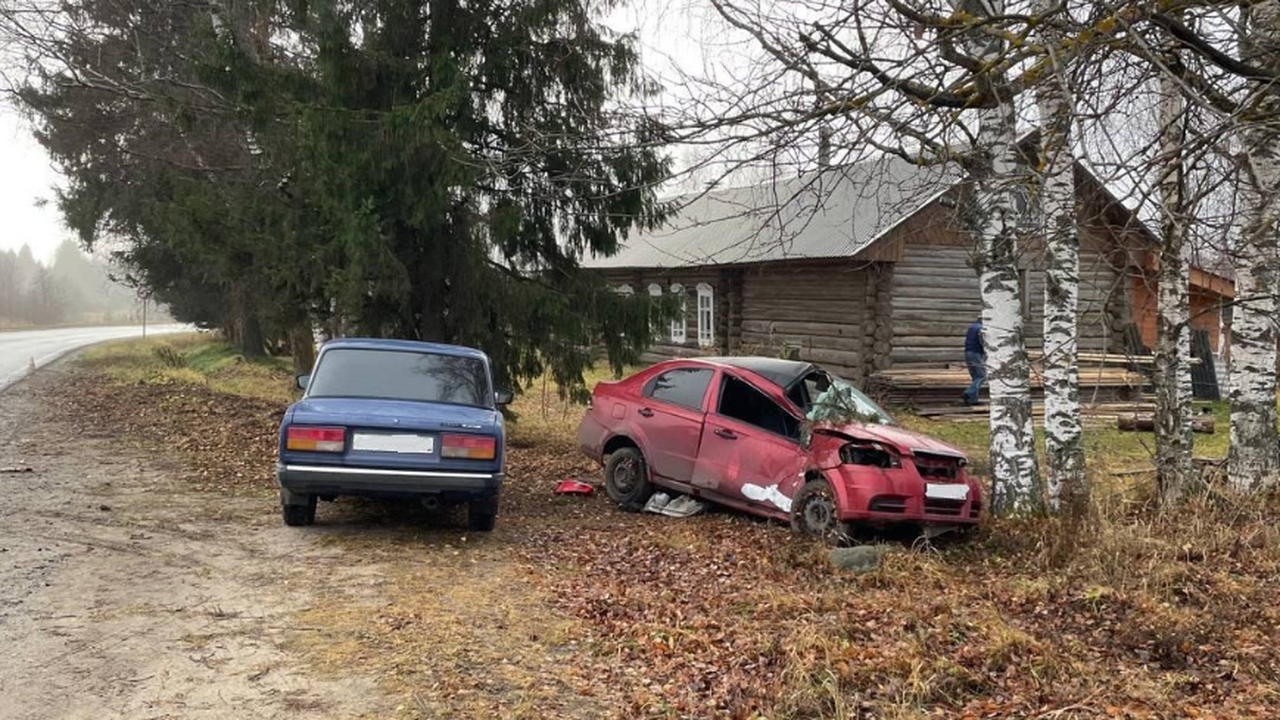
left=696, top=283, right=714, bottom=348
left=669, top=283, right=687, bottom=344
left=648, top=283, right=663, bottom=340
left=616, top=283, right=634, bottom=296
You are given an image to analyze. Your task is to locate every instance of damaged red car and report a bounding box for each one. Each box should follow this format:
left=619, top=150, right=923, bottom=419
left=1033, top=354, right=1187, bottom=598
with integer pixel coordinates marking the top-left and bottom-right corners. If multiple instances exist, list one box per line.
left=577, top=358, right=981, bottom=537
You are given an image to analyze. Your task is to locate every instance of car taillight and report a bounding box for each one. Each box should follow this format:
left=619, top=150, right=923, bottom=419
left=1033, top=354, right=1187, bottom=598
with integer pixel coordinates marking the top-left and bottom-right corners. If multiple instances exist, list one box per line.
left=286, top=426, right=346, bottom=452
left=441, top=433, right=496, bottom=460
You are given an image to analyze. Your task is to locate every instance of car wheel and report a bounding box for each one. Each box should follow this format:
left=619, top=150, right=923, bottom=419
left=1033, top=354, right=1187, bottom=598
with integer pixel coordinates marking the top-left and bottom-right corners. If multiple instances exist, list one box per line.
left=282, top=494, right=317, bottom=527
left=604, top=446, right=654, bottom=512
left=467, top=494, right=498, bottom=532
left=791, top=479, right=849, bottom=543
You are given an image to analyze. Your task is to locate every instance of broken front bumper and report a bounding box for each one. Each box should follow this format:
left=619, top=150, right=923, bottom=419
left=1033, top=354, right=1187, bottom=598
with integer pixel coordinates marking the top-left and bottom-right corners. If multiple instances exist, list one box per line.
left=829, top=465, right=982, bottom=524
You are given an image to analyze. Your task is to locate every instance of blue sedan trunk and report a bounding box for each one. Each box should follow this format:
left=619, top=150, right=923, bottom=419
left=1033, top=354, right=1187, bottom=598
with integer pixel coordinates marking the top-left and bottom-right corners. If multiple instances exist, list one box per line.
left=282, top=397, right=504, bottom=473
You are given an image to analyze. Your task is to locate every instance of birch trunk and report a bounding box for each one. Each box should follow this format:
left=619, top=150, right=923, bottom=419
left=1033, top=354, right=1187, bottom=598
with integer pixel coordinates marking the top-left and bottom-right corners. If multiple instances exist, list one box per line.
left=1034, top=3, right=1085, bottom=513
left=1229, top=0, right=1280, bottom=492
left=962, top=0, right=1042, bottom=514
left=1154, top=67, right=1195, bottom=505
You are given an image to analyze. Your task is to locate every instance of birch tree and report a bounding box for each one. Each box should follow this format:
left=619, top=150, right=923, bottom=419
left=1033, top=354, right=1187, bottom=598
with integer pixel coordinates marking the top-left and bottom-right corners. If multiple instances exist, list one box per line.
left=1154, top=37, right=1196, bottom=505
left=962, top=0, right=1042, bottom=514
left=1034, top=0, right=1085, bottom=513
left=1229, top=1, right=1280, bottom=492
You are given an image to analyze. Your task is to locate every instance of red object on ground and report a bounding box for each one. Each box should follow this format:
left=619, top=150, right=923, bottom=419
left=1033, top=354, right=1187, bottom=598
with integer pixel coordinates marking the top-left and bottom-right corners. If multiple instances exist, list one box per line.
left=576, top=357, right=983, bottom=533
left=555, top=479, right=595, bottom=495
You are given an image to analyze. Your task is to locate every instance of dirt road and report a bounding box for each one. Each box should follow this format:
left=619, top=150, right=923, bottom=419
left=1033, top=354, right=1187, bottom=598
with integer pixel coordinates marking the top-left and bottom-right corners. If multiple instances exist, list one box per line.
left=0, top=364, right=388, bottom=719
left=0, top=361, right=621, bottom=720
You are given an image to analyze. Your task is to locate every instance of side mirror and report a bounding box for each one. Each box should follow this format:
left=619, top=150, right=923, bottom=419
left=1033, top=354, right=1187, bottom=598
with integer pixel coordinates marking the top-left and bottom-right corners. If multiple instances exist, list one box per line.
left=295, top=374, right=310, bottom=391
left=494, top=388, right=514, bottom=405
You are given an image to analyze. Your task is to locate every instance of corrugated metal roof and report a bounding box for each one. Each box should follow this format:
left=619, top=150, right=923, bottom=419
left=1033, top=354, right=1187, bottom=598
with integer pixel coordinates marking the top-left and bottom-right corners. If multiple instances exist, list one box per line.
left=584, top=156, right=962, bottom=269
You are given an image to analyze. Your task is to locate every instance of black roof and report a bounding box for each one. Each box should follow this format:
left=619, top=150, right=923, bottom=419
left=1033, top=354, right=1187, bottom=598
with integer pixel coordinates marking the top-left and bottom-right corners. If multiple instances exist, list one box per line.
left=703, top=356, right=815, bottom=389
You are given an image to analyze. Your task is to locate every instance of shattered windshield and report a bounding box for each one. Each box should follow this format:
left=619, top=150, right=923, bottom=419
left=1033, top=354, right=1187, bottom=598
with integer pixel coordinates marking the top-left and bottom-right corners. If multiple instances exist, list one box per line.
left=793, top=371, right=894, bottom=426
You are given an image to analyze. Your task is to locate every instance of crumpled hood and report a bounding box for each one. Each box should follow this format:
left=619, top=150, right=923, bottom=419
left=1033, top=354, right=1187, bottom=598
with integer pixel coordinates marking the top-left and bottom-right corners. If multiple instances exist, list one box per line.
left=816, top=422, right=968, bottom=460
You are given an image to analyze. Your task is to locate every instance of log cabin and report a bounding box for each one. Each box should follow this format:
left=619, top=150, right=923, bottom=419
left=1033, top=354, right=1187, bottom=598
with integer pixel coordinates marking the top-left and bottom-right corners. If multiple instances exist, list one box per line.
left=584, top=155, right=1234, bottom=399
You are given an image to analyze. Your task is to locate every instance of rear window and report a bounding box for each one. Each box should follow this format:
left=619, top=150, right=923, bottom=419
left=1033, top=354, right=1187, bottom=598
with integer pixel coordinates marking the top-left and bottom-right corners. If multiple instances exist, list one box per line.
left=308, top=348, right=491, bottom=407
left=643, top=367, right=714, bottom=411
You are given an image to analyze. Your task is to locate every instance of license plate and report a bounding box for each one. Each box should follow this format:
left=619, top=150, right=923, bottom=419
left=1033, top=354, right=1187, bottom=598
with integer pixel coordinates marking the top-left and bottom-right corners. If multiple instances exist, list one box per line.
left=352, top=432, right=435, bottom=454
left=925, top=483, right=969, bottom=501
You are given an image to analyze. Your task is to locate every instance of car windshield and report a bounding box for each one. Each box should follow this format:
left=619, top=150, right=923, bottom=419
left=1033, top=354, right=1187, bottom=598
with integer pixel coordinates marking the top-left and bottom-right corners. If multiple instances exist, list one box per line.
left=789, top=370, right=894, bottom=426
left=308, top=348, right=492, bottom=407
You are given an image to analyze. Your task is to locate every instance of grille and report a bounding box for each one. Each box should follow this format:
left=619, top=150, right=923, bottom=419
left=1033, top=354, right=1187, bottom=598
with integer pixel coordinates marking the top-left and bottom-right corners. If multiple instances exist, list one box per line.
left=869, top=496, right=907, bottom=513
left=913, top=452, right=961, bottom=480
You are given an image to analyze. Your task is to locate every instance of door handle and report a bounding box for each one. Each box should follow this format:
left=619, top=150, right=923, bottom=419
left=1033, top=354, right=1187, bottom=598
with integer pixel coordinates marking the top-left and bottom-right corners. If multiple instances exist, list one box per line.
left=714, top=428, right=737, bottom=440
left=637, top=407, right=654, bottom=417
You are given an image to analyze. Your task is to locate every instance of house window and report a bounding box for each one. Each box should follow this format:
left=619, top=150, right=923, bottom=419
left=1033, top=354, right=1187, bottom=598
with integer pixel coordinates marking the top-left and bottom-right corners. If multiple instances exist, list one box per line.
left=648, top=284, right=663, bottom=340
left=697, top=283, right=714, bottom=348
left=616, top=284, right=634, bottom=296
left=670, top=284, right=687, bottom=344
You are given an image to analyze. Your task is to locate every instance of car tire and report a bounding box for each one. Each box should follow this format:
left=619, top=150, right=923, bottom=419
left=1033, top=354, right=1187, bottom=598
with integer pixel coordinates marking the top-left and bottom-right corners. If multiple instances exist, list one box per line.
left=282, top=494, right=317, bottom=527
left=604, top=446, right=653, bottom=512
left=467, top=494, right=498, bottom=532
left=791, top=478, right=849, bottom=543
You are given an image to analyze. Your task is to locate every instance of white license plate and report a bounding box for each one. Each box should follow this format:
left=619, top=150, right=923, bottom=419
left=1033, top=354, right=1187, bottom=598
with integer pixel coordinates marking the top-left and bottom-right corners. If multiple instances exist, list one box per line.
left=925, top=483, right=969, bottom=501
left=352, top=432, right=435, bottom=454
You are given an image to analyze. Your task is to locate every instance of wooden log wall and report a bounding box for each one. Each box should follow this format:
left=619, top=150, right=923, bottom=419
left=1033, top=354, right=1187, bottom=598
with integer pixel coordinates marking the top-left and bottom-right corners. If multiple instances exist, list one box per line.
left=738, top=262, right=875, bottom=382
left=889, top=239, right=1125, bottom=367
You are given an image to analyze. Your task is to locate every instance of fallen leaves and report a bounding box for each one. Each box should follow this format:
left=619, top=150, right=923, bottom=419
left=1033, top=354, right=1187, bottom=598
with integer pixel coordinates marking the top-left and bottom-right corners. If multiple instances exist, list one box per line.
left=44, top=359, right=1280, bottom=720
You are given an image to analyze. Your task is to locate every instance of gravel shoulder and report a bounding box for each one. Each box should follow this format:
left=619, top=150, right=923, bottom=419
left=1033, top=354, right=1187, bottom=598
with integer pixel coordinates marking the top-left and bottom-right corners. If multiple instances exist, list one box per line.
left=0, top=361, right=387, bottom=719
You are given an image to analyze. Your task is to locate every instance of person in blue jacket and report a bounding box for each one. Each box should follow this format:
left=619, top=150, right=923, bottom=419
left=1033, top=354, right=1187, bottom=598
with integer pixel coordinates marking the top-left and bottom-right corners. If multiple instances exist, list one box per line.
left=963, top=319, right=986, bottom=406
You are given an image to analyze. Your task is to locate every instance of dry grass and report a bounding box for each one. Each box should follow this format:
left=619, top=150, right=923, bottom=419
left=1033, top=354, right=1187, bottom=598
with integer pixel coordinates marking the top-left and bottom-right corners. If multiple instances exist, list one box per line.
left=80, top=332, right=298, bottom=404
left=62, top=339, right=1280, bottom=720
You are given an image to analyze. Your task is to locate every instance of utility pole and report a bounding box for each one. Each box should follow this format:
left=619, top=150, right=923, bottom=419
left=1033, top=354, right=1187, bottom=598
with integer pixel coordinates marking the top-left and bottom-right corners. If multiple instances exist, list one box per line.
left=138, top=287, right=152, bottom=339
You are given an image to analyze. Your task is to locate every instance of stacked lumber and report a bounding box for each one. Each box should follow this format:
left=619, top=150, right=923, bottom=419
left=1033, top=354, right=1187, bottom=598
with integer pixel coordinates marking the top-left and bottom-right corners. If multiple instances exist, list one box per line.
left=1025, top=350, right=1201, bottom=368
left=871, top=362, right=1147, bottom=406
left=1118, top=413, right=1216, bottom=434
left=913, top=401, right=1161, bottom=424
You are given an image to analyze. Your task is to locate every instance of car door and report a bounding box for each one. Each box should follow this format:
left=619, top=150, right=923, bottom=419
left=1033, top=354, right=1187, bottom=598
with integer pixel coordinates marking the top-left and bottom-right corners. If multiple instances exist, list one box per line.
left=634, top=366, right=716, bottom=483
left=692, top=373, right=806, bottom=515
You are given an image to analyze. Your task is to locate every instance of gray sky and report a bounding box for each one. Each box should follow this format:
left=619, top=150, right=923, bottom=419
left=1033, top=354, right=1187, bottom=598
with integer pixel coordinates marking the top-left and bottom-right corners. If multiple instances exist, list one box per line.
left=0, top=99, right=65, bottom=265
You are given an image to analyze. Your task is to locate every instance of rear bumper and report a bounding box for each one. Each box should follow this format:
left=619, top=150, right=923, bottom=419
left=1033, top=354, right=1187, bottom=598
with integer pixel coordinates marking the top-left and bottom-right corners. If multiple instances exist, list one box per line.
left=277, top=463, right=502, bottom=502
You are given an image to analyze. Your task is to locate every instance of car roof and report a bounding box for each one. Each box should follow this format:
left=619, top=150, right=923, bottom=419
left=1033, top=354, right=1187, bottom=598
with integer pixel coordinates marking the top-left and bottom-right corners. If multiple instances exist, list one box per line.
left=692, top=356, right=815, bottom=389
left=320, top=337, right=489, bottom=361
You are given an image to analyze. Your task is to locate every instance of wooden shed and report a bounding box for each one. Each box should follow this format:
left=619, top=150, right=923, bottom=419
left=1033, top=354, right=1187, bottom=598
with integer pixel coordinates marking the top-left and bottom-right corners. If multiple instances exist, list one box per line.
left=584, top=155, right=1232, bottom=395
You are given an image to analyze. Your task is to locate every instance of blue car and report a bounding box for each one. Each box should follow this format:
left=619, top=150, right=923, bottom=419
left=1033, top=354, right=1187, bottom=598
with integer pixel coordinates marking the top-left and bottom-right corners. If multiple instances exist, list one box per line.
left=276, top=338, right=511, bottom=529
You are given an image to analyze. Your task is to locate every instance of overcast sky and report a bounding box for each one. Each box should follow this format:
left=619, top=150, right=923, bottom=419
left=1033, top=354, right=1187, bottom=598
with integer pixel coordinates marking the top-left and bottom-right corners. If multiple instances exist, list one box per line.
left=0, top=99, right=66, bottom=264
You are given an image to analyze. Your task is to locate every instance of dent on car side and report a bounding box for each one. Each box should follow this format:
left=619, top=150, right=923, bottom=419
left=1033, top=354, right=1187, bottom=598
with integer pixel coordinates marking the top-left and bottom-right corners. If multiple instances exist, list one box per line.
left=579, top=357, right=982, bottom=530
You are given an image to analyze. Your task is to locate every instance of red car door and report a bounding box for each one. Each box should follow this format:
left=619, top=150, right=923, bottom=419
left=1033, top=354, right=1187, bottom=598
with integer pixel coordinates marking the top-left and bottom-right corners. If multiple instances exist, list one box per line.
left=692, top=373, right=806, bottom=516
left=634, top=365, right=716, bottom=483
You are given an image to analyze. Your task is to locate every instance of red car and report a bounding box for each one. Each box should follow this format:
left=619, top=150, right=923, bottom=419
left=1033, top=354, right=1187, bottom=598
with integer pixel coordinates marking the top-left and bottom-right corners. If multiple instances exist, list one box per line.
left=577, top=357, right=981, bottom=537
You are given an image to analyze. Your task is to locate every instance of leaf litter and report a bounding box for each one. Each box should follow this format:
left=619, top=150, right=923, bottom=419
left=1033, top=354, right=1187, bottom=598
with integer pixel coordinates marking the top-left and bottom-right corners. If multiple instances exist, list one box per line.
left=45, top=358, right=1280, bottom=720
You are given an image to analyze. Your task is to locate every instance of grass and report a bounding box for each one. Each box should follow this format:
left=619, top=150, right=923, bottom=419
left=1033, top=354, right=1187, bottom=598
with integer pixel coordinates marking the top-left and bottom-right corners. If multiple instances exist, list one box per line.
left=80, top=332, right=297, bottom=404
left=898, top=402, right=1231, bottom=478
left=68, top=338, right=1280, bottom=719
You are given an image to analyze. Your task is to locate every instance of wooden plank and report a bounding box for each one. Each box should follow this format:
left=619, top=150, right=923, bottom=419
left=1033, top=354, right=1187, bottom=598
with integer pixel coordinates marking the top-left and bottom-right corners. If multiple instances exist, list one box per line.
left=741, top=320, right=863, bottom=338
left=740, top=332, right=866, bottom=353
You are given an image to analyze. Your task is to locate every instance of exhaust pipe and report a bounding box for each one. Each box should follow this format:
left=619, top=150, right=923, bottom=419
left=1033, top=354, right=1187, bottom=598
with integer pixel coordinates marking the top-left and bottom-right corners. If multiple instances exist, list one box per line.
left=421, top=496, right=441, bottom=511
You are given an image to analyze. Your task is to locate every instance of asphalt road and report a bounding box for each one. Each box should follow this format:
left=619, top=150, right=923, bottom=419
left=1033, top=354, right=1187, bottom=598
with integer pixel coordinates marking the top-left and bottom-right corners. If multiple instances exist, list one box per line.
left=0, top=324, right=188, bottom=392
